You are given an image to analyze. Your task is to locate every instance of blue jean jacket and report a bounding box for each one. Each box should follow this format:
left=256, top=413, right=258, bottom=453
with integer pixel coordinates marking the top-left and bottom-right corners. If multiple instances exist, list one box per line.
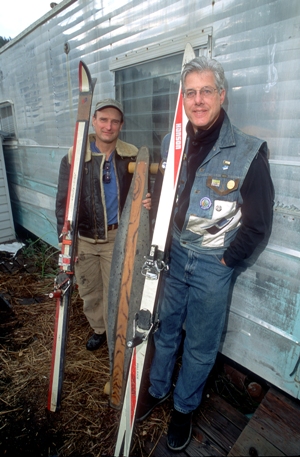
left=171, top=112, right=267, bottom=255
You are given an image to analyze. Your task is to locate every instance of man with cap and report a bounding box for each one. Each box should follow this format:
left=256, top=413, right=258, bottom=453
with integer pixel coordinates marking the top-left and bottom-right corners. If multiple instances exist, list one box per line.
left=56, top=99, right=151, bottom=351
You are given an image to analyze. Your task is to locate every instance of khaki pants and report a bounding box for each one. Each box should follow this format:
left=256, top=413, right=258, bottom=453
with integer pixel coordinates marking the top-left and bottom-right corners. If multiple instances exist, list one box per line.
left=75, top=230, right=117, bottom=335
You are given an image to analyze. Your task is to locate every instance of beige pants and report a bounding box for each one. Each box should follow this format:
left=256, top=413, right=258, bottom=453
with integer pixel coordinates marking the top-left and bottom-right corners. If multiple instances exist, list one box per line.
left=75, top=230, right=117, bottom=335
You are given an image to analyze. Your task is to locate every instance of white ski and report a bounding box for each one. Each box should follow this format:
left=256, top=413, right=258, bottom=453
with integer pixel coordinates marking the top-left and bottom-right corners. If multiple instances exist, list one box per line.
left=114, top=42, right=195, bottom=457
left=48, top=61, right=96, bottom=412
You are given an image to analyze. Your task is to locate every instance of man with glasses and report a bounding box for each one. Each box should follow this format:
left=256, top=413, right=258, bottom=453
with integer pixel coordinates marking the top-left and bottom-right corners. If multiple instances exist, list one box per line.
left=137, top=57, right=274, bottom=451
left=56, top=99, right=151, bottom=351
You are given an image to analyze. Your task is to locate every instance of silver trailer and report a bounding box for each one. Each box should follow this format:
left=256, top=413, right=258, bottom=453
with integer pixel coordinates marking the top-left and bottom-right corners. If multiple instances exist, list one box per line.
left=0, top=0, right=299, bottom=399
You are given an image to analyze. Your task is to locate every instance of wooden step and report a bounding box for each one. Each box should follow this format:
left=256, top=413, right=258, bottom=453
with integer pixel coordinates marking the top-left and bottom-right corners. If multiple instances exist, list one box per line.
left=228, top=387, right=300, bottom=456
left=144, top=391, right=249, bottom=456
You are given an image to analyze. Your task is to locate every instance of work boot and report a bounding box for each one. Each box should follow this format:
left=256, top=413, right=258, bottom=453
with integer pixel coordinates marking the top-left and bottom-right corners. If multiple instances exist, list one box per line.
left=86, top=332, right=106, bottom=351
left=167, top=409, right=193, bottom=451
left=136, top=390, right=170, bottom=422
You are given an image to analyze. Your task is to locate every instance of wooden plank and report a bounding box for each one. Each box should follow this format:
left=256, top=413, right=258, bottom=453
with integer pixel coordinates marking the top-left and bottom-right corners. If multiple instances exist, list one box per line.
left=144, top=385, right=249, bottom=456
left=144, top=426, right=227, bottom=457
left=249, top=387, right=300, bottom=456
left=143, top=384, right=300, bottom=457
left=255, top=387, right=300, bottom=433
left=228, top=425, right=285, bottom=456
left=146, top=428, right=227, bottom=457
left=187, top=425, right=228, bottom=456
left=145, top=410, right=241, bottom=457
left=145, top=434, right=188, bottom=457
left=229, top=387, right=300, bottom=456
left=195, top=403, right=244, bottom=454
left=206, top=392, right=249, bottom=430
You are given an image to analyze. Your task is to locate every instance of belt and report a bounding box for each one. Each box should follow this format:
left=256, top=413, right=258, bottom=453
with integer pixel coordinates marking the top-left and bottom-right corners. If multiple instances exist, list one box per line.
left=108, top=223, right=118, bottom=231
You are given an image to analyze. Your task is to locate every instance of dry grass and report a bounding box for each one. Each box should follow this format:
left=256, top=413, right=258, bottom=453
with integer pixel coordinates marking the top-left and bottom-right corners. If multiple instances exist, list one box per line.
left=0, top=245, right=171, bottom=457
left=0, top=240, right=262, bottom=457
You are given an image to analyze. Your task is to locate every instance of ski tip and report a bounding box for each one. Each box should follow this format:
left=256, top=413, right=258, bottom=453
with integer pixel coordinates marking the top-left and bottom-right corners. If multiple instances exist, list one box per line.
left=183, top=42, right=196, bottom=63
left=78, top=60, right=96, bottom=93
left=79, top=60, right=89, bottom=77
left=137, top=145, right=150, bottom=163
left=184, top=42, right=194, bottom=53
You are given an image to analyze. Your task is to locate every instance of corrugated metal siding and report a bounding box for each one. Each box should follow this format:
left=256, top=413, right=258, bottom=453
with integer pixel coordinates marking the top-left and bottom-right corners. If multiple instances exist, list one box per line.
left=3, top=144, right=65, bottom=246
left=0, top=0, right=299, bottom=397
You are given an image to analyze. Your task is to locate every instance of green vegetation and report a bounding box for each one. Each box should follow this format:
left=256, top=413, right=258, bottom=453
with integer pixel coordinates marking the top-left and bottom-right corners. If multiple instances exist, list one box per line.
left=22, top=237, right=59, bottom=278
left=0, top=36, right=11, bottom=47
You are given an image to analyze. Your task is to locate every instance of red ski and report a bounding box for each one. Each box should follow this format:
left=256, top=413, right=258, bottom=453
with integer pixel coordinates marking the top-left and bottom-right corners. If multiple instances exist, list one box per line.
left=47, top=61, right=96, bottom=412
left=114, top=43, right=195, bottom=456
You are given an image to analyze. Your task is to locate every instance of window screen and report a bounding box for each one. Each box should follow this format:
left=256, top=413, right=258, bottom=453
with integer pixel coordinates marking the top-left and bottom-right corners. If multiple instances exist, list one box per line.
left=115, top=53, right=183, bottom=163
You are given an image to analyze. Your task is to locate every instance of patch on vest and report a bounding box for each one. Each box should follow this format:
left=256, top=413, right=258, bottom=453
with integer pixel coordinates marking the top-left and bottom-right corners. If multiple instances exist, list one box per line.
left=199, top=197, right=212, bottom=210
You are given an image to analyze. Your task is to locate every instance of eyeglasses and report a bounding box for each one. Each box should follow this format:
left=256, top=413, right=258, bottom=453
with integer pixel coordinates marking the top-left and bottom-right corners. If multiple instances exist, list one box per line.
left=103, top=160, right=111, bottom=184
left=184, top=86, right=219, bottom=100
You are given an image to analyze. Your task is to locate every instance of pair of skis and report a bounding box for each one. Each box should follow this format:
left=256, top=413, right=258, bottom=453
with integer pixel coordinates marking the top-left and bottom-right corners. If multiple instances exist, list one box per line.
left=47, top=61, right=96, bottom=412
left=114, top=43, right=195, bottom=456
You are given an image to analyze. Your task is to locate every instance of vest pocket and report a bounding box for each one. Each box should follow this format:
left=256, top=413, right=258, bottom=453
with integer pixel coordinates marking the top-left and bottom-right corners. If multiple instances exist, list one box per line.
left=206, top=176, right=240, bottom=196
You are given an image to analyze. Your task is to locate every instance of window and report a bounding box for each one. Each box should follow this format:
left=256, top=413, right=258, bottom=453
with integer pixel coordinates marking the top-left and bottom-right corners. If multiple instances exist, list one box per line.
left=0, top=101, right=18, bottom=138
left=111, top=30, right=212, bottom=163
left=115, top=53, right=182, bottom=162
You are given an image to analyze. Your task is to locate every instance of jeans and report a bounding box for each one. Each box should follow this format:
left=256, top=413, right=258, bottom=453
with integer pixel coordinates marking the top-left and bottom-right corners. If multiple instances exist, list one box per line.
left=149, top=235, right=234, bottom=413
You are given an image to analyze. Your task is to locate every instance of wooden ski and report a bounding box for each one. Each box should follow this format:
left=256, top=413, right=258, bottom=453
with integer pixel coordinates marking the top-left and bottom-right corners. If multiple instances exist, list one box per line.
left=108, top=146, right=150, bottom=409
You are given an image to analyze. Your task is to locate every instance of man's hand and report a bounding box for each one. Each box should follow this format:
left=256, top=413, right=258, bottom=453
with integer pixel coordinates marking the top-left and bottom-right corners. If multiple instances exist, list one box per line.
left=142, top=193, right=151, bottom=211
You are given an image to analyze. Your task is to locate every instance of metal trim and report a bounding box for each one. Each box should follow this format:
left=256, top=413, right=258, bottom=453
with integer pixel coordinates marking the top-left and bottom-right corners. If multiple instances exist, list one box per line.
left=230, top=306, right=300, bottom=346
left=109, top=27, right=212, bottom=70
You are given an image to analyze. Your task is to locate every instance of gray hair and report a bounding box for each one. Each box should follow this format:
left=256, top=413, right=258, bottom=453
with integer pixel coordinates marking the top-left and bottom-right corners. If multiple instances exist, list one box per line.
left=181, top=56, right=226, bottom=94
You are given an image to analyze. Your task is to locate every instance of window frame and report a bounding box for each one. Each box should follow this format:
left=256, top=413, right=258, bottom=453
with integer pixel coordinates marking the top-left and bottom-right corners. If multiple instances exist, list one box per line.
left=109, top=28, right=212, bottom=71
left=109, top=29, right=212, bottom=162
left=0, top=100, right=18, bottom=138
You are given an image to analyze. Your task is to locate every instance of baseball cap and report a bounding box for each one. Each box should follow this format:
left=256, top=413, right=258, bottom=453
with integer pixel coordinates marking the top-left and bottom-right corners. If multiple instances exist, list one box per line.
left=95, top=99, right=124, bottom=116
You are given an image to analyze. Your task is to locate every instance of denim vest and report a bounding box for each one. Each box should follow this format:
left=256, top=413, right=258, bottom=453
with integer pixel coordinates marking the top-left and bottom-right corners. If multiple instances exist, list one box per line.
left=173, top=112, right=267, bottom=255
